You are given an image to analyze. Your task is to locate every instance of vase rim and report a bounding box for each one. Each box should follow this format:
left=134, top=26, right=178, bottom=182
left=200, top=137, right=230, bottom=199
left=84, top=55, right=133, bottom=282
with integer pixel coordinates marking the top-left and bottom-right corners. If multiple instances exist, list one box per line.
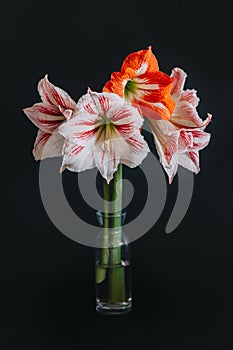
left=96, top=210, right=127, bottom=228
left=96, top=210, right=126, bottom=218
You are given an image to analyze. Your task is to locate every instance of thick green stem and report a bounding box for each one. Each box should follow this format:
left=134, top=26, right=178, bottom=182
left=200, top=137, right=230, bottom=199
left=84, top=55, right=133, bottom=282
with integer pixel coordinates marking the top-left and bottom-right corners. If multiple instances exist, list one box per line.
left=95, top=179, right=110, bottom=283
left=112, top=163, right=122, bottom=227
left=103, top=179, right=110, bottom=229
left=96, top=164, right=126, bottom=300
left=108, top=164, right=125, bottom=302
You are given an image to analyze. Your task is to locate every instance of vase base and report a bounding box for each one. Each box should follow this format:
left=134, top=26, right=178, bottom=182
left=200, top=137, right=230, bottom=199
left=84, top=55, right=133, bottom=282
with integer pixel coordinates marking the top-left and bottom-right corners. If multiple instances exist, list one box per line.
left=96, top=301, right=132, bottom=316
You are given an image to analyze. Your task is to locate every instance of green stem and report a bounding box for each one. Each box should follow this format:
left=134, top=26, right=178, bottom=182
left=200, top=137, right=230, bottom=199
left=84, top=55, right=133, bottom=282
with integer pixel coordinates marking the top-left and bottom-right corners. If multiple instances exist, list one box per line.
left=112, top=163, right=122, bottom=227
left=108, top=164, right=125, bottom=302
left=103, top=179, right=110, bottom=229
left=95, top=179, right=110, bottom=284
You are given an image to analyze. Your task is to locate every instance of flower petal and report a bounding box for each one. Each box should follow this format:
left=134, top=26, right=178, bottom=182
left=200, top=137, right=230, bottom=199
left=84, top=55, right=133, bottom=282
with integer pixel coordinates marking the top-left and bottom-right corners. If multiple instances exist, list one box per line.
left=59, top=90, right=150, bottom=182
left=151, top=127, right=179, bottom=184
left=94, top=132, right=150, bottom=183
left=38, top=74, right=76, bottom=111
left=170, top=67, right=212, bottom=129
left=58, top=106, right=73, bottom=120
left=107, top=103, right=143, bottom=135
left=119, top=133, right=150, bottom=168
left=178, top=130, right=193, bottom=152
left=103, top=72, right=125, bottom=97
left=178, top=151, right=200, bottom=173
left=77, top=89, right=123, bottom=115
left=58, top=111, right=100, bottom=145
left=121, top=46, right=159, bottom=75
left=188, top=129, right=211, bottom=151
left=171, top=68, right=200, bottom=107
left=103, top=46, right=160, bottom=97
left=33, top=130, right=64, bottom=160
left=170, top=101, right=201, bottom=128
left=23, top=103, right=65, bottom=133
left=149, top=119, right=179, bottom=164
left=124, top=72, right=175, bottom=121
left=102, top=49, right=175, bottom=121
left=171, top=67, right=187, bottom=96
left=60, top=92, right=145, bottom=148
left=180, top=89, right=199, bottom=108
left=60, top=140, right=95, bottom=173
left=93, top=141, right=120, bottom=184
left=133, top=71, right=174, bottom=102
left=165, top=156, right=179, bottom=184
left=170, top=100, right=212, bottom=128
left=137, top=93, right=175, bottom=120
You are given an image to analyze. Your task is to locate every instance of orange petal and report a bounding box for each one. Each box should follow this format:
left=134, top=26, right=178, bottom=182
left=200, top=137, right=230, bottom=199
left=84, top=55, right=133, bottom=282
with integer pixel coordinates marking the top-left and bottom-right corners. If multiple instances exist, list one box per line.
left=121, top=46, right=159, bottom=75
left=160, top=94, right=176, bottom=115
left=137, top=99, right=172, bottom=120
left=103, top=71, right=128, bottom=97
left=134, top=71, right=174, bottom=102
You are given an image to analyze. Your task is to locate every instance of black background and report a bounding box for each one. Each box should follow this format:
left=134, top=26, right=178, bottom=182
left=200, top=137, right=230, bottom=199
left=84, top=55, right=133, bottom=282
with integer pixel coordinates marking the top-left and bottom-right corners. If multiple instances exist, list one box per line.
left=1, top=1, right=233, bottom=349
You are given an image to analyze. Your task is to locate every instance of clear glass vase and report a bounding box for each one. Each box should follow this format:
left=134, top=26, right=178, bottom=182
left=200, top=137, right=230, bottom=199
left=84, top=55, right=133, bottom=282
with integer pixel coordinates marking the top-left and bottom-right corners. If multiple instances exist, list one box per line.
left=94, top=211, right=132, bottom=315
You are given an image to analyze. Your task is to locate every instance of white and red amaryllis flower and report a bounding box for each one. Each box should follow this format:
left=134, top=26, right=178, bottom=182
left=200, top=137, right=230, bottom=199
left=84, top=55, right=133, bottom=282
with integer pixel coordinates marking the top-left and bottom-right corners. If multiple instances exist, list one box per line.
left=103, top=46, right=175, bottom=121
left=149, top=68, right=212, bottom=183
left=58, top=89, right=150, bottom=183
left=23, top=75, right=77, bottom=160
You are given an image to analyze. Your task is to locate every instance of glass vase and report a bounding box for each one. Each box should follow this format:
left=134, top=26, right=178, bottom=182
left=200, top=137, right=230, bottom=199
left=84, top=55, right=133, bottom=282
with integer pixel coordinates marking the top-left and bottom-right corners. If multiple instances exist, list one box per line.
left=94, top=210, right=132, bottom=315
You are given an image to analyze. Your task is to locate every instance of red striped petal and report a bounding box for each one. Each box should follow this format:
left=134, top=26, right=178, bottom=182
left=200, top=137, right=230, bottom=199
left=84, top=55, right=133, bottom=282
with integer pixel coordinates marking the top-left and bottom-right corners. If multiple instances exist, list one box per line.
left=33, top=130, right=64, bottom=160
left=149, top=120, right=179, bottom=164
left=189, top=130, right=211, bottom=150
left=38, top=75, right=76, bottom=112
left=58, top=111, right=100, bottom=146
left=23, top=103, right=65, bottom=133
left=171, top=67, right=187, bottom=96
left=171, top=100, right=212, bottom=129
left=59, top=106, right=73, bottom=120
left=178, top=151, right=200, bottom=173
left=180, top=89, right=199, bottom=108
left=189, top=151, right=200, bottom=171
left=34, top=103, right=61, bottom=115
left=178, top=130, right=193, bottom=152
left=77, top=89, right=123, bottom=115
left=61, top=141, right=94, bottom=173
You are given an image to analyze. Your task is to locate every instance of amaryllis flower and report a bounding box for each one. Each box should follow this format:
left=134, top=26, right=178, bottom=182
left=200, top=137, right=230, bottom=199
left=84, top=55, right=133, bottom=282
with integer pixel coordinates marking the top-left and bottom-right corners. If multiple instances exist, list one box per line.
left=58, top=89, right=150, bottom=183
left=23, top=75, right=77, bottom=160
left=103, top=46, right=175, bottom=121
left=149, top=68, right=212, bottom=183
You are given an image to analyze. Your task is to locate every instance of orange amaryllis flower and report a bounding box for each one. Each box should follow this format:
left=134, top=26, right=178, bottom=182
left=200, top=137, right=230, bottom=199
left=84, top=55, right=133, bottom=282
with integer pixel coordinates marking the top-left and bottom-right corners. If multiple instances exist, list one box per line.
left=103, top=46, right=175, bottom=120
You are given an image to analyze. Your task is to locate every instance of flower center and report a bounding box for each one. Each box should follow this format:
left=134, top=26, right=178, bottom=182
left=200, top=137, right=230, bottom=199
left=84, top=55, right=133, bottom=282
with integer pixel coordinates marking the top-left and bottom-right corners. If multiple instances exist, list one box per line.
left=95, top=115, right=117, bottom=143
left=99, top=115, right=115, bottom=131
left=124, top=79, right=137, bottom=100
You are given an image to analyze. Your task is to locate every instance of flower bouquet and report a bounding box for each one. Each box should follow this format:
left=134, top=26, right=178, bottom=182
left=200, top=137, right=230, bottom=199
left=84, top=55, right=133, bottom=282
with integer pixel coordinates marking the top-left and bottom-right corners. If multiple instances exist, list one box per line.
left=23, top=46, right=212, bottom=315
